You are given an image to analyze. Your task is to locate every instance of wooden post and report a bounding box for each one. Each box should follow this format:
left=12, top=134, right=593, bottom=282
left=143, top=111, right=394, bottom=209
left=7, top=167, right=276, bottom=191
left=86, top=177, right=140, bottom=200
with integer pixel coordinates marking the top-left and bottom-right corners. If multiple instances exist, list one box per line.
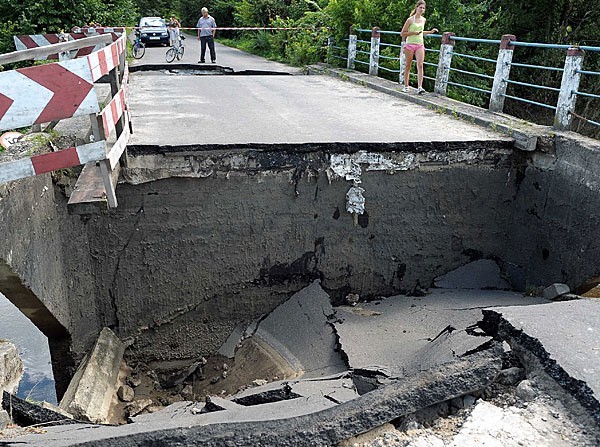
left=347, top=27, right=357, bottom=70
left=118, top=48, right=126, bottom=84
left=434, top=32, right=455, bottom=95
left=369, top=27, right=380, bottom=76
left=89, top=114, right=118, bottom=208
left=554, top=47, right=585, bottom=130
left=489, top=34, right=516, bottom=113
left=108, top=67, right=124, bottom=137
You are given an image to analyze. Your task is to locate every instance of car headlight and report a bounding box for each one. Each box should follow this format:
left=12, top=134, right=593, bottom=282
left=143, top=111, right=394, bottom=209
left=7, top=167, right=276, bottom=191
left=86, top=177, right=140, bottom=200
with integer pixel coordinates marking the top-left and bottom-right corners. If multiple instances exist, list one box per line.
left=141, top=33, right=147, bottom=37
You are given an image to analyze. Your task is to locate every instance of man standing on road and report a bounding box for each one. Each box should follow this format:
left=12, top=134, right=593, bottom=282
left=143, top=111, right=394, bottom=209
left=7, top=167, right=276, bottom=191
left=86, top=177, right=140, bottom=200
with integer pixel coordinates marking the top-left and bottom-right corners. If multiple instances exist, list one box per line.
left=196, top=7, right=217, bottom=63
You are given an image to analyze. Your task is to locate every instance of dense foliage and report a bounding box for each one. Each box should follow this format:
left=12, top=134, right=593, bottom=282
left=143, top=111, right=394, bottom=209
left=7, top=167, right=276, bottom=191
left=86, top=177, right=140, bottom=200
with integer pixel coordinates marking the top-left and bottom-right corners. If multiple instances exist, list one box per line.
left=0, top=0, right=139, bottom=33
left=1, top=0, right=598, bottom=135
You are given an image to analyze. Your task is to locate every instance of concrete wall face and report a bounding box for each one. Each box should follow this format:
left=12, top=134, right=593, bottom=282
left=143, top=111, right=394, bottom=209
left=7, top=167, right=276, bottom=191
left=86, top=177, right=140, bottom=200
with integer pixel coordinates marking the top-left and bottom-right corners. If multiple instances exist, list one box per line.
left=2, top=136, right=600, bottom=371
left=0, top=175, right=98, bottom=395
left=84, top=146, right=519, bottom=362
left=506, top=135, right=600, bottom=290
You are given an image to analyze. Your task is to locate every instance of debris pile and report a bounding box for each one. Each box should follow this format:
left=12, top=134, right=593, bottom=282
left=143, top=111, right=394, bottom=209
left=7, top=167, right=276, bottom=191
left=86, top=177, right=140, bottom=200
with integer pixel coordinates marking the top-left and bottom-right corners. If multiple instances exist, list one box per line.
left=1, top=260, right=599, bottom=445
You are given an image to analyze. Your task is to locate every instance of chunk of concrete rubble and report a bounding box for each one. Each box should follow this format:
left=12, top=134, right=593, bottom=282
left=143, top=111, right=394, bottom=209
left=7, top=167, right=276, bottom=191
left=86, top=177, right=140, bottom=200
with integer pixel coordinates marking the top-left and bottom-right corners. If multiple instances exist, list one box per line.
left=117, top=385, right=134, bottom=402
left=200, top=395, right=245, bottom=413
left=59, top=327, right=125, bottom=424
left=32, top=349, right=501, bottom=446
left=542, top=282, right=570, bottom=300
left=0, top=409, right=10, bottom=430
left=0, top=341, right=23, bottom=395
left=483, top=299, right=600, bottom=424
left=126, top=398, right=153, bottom=417
left=334, top=289, right=546, bottom=380
left=252, top=279, right=347, bottom=378
left=41, top=401, right=74, bottom=418
left=496, top=366, right=525, bottom=385
left=227, top=374, right=359, bottom=408
left=155, top=360, right=202, bottom=388
left=434, top=259, right=511, bottom=290
left=218, top=323, right=247, bottom=359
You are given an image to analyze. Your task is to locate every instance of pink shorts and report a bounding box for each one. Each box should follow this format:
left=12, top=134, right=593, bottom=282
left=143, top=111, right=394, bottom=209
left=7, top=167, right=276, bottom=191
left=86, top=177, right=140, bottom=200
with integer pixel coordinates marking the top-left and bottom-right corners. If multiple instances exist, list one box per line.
left=404, top=43, right=424, bottom=53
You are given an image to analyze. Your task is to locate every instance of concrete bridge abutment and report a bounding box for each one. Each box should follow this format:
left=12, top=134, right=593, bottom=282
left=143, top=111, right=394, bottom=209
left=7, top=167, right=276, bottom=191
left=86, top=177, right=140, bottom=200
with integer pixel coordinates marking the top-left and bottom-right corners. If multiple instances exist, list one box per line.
left=1, top=133, right=600, bottom=398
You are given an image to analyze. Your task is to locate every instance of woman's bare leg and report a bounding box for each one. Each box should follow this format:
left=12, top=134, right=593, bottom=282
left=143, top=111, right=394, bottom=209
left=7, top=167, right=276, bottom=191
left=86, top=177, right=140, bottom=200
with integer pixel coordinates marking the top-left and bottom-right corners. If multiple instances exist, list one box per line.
left=403, top=49, right=414, bottom=87
left=415, top=47, right=425, bottom=89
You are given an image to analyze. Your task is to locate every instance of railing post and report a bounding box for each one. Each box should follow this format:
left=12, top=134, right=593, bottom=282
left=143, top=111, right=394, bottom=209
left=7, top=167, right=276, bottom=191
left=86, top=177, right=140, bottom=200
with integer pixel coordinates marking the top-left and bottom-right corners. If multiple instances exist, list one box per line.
left=347, top=26, right=357, bottom=70
left=399, top=41, right=406, bottom=85
left=327, top=36, right=334, bottom=65
left=369, top=27, right=380, bottom=76
left=554, top=47, right=585, bottom=130
left=435, top=32, right=455, bottom=95
left=489, top=34, right=516, bottom=113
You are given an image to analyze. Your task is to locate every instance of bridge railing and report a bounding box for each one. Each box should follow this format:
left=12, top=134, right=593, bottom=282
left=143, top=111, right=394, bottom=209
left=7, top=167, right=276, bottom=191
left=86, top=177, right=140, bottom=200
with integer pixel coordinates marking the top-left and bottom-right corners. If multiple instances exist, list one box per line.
left=329, top=27, right=600, bottom=134
left=0, top=33, right=129, bottom=208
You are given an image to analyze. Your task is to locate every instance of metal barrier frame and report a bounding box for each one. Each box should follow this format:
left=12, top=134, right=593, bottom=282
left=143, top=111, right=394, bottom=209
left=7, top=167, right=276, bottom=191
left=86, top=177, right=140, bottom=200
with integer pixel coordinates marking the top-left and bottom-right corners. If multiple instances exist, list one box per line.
left=0, top=33, right=129, bottom=207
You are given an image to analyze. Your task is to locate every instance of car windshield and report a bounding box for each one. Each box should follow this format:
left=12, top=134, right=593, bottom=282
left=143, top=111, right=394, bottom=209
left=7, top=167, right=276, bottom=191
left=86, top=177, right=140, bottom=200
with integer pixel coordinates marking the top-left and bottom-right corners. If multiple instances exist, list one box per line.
left=141, top=19, right=164, bottom=27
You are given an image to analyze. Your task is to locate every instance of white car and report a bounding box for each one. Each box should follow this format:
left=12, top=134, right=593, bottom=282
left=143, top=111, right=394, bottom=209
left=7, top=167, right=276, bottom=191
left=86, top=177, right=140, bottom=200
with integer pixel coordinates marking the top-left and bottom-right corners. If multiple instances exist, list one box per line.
left=138, top=17, right=169, bottom=45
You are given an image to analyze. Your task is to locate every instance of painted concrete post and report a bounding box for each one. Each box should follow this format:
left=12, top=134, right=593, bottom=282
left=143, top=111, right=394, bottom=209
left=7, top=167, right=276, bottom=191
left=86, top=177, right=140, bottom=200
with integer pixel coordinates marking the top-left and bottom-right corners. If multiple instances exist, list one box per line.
left=399, top=41, right=406, bottom=85
left=347, top=27, right=357, bottom=70
left=435, top=32, right=455, bottom=95
left=489, top=34, right=516, bottom=113
left=369, top=27, right=380, bottom=76
left=327, top=36, right=334, bottom=65
left=554, top=47, right=585, bottom=130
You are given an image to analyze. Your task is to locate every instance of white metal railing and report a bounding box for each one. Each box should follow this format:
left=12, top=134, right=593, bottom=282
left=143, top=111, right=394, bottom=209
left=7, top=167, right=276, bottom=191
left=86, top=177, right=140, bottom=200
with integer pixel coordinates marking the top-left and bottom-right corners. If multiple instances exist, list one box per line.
left=330, top=27, right=600, bottom=132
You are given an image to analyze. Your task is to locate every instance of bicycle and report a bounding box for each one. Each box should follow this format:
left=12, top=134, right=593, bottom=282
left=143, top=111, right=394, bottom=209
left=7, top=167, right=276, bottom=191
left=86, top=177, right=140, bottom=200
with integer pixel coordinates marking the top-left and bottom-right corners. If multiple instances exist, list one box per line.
left=165, top=33, right=185, bottom=63
left=132, top=30, right=145, bottom=59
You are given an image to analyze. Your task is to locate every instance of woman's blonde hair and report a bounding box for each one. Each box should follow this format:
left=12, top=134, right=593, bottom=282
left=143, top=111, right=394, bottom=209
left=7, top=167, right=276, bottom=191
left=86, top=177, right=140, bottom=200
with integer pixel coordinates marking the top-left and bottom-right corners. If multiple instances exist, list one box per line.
left=410, top=0, right=426, bottom=16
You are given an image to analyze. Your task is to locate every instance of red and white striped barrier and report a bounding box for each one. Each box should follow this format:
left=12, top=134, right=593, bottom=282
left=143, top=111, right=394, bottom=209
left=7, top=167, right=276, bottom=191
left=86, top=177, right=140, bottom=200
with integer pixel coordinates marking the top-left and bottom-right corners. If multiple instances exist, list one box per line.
left=0, top=32, right=129, bottom=201
left=101, top=87, right=126, bottom=137
left=71, top=27, right=125, bottom=35
left=13, top=32, right=120, bottom=60
left=13, top=34, right=63, bottom=55
left=0, top=141, right=106, bottom=184
left=0, top=57, right=99, bottom=131
left=87, top=34, right=126, bottom=81
left=0, top=33, right=127, bottom=131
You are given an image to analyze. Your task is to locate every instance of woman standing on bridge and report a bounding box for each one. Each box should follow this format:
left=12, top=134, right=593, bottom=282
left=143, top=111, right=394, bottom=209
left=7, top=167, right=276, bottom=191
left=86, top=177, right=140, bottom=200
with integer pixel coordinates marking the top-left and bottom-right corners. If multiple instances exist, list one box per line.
left=401, top=1, right=438, bottom=94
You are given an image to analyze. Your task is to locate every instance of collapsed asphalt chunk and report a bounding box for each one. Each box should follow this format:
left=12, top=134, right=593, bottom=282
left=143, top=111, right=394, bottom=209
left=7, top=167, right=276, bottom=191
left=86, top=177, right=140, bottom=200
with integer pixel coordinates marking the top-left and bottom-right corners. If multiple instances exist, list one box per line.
left=333, top=289, right=542, bottom=383
left=483, top=299, right=600, bottom=424
left=2, top=391, right=79, bottom=427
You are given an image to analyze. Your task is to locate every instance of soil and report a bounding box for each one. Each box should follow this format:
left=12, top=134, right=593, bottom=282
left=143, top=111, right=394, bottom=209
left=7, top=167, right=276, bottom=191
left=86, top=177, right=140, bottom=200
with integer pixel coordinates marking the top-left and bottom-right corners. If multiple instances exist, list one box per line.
left=115, top=336, right=299, bottom=422
left=0, top=132, right=80, bottom=164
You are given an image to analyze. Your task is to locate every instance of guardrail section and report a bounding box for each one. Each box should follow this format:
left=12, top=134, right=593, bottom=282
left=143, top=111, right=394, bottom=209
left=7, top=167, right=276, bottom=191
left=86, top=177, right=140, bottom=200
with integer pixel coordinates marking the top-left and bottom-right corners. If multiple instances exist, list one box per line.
left=0, top=33, right=129, bottom=208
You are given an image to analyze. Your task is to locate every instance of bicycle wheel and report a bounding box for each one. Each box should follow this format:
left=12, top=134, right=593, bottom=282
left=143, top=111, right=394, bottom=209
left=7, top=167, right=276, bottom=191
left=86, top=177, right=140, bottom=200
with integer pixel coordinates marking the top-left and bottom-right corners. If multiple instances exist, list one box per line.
left=132, top=42, right=145, bottom=59
left=176, top=46, right=185, bottom=61
left=166, top=47, right=176, bottom=63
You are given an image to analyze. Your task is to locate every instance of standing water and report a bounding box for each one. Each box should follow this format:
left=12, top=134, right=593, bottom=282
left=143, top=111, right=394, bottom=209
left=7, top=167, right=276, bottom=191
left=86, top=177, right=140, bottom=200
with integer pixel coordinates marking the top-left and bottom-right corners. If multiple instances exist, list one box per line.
left=0, top=292, right=57, bottom=404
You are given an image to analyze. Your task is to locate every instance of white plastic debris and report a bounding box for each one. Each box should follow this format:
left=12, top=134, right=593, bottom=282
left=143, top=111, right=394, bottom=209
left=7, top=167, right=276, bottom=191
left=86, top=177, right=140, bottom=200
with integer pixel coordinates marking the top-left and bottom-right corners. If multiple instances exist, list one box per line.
left=346, top=185, right=365, bottom=215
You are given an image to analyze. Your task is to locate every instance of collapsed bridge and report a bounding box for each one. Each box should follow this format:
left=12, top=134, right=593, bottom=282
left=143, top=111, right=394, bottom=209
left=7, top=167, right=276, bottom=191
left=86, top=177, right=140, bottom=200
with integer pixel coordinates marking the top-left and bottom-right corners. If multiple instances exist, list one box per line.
left=1, top=38, right=600, bottom=445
